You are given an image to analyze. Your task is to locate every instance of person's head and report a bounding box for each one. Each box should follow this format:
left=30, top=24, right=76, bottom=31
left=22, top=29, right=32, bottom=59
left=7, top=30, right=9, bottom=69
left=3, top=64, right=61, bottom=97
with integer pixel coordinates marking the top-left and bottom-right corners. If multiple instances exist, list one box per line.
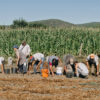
left=74, top=61, right=78, bottom=66
left=90, top=54, right=95, bottom=59
left=30, top=56, right=35, bottom=63
left=13, top=45, right=18, bottom=51
left=22, top=41, right=26, bottom=46
left=52, top=58, right=58, bottom=67
left=70, top=58, right=74, bottom=65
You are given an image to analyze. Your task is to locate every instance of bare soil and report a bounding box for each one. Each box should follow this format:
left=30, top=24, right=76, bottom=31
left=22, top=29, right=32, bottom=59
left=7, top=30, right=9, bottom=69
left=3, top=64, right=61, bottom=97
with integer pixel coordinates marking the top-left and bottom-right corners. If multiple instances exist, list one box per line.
left=0, top=74, right=100, bottom=100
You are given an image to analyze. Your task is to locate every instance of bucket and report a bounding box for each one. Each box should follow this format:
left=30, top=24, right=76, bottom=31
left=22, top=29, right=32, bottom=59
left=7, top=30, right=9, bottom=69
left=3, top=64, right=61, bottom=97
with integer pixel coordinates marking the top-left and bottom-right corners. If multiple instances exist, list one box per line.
left=5, top=69, right=10, bottom=74
left=56, top=67, right=63, bottom=75
left=66, top=72, right=74, bottom=78
left=41, top=69, right=49, bottom=78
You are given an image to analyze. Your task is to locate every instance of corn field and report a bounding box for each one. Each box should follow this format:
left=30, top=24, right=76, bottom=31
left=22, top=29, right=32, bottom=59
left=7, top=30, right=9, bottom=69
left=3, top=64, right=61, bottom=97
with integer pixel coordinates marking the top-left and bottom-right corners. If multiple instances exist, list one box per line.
left=0, top=27, right=100, bottom=57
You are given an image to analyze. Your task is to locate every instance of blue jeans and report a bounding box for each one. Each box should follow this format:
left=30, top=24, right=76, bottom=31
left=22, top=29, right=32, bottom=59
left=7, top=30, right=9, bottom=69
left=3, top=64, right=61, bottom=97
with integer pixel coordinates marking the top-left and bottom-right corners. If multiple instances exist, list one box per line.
left=33, top=58, right=44, bottom=74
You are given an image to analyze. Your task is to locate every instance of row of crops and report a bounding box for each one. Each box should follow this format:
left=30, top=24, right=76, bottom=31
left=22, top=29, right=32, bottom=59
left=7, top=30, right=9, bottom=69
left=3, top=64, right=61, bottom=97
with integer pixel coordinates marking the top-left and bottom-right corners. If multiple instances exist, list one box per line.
left=0, top=27, right=100, bottom=57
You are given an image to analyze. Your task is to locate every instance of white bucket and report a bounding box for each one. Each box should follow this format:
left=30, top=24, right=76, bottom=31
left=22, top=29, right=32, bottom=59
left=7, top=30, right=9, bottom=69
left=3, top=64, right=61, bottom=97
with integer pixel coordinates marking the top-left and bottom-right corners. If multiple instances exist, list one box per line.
left=56, top=67, right=63, bottom=75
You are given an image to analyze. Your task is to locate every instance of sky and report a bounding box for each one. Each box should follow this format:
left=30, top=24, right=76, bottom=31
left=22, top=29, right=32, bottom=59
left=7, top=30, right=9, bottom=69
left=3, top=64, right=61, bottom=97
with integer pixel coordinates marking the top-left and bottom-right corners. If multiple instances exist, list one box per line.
left=0, top=0, right=100, bottom=25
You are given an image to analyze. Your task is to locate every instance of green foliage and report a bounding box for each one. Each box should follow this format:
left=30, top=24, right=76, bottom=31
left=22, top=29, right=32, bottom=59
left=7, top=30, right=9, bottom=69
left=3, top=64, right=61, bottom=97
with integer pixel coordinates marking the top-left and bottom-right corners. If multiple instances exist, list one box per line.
left=0, top=27, right=100, bottom=57
left=11, top=19, right=28, bottom=28
left=78, top=22, right=100, bottom=28
left=30, top=19, right=75, bottom=28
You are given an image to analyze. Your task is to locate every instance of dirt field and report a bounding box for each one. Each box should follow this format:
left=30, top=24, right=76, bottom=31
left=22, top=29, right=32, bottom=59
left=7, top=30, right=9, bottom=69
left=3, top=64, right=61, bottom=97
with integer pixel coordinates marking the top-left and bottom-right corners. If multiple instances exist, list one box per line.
left=0, top=74, right=100, bottom=100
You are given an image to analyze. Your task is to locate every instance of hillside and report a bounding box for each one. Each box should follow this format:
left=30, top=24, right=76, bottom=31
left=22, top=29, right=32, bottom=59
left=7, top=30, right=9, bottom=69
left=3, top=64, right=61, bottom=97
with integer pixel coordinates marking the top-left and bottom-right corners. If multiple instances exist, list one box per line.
left=29, top=19, right=75, bottom=28
left=77, top=22, right=100, bottom=28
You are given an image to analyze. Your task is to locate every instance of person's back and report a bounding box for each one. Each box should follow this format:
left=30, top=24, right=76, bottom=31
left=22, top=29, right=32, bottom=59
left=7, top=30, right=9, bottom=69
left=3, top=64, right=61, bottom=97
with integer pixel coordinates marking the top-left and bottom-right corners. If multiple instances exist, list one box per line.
left=78, top=63, right=89, bottom=76
left=48, top=55, right=58, bottom=64
left=33, top=53, right=44, bottom=61
left=63, top=54, right=75, bottom=66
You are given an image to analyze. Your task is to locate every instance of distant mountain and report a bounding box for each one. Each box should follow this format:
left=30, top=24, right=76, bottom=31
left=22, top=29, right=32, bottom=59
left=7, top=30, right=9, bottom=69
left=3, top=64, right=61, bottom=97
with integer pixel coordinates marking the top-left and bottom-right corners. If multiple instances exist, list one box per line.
left=29, top=19, right=75, bottom=28
left=77, top=22, right=100, bottom=28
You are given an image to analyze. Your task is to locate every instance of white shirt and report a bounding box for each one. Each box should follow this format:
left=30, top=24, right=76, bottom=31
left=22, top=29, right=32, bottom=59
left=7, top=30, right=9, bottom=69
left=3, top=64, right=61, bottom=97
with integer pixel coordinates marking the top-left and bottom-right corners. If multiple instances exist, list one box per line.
left=78, top=63, right=89, bottom=74
left=19, top=44, right=31, bottom=57
left=33, top=53, right=44, bottom=61
left=86, top=55, right=99, bottom=65
left=0, top=57, right=4, bottom=65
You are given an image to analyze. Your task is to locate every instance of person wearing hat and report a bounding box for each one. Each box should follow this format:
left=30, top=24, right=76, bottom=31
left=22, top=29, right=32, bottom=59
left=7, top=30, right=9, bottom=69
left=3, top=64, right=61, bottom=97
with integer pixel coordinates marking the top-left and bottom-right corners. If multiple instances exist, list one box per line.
left=63, top=54, right=76, bottom=78
left=13, top=45, right=26, bottom=73
left=47, top=55, right=62, bottom=76
left=0, top=57, right=5, bottom=74
left=28, top=53, right=45, bottom=74
left=86, top=54, right=99, bottom=76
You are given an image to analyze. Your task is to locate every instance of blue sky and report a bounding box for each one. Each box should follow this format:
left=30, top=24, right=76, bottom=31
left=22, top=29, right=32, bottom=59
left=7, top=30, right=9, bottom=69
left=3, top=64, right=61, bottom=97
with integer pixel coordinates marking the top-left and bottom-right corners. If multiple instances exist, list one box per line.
left=0, top=0, right=100, bottom=25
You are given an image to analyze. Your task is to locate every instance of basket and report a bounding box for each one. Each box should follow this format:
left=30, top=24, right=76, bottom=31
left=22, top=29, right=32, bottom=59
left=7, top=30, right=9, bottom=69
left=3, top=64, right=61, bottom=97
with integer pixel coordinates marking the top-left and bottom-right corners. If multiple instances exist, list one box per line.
left=41, top=69, right=49, bottom=78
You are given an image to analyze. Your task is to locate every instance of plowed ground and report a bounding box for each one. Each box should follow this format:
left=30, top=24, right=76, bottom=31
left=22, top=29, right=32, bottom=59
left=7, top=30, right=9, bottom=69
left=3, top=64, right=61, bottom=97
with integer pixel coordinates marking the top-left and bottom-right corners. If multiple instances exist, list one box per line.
left=0, top=74, right=100, bottom=100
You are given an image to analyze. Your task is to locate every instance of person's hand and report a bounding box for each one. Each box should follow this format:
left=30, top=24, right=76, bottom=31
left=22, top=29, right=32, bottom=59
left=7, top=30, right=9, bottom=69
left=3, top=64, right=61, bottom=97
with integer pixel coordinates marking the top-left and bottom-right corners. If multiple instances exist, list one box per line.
left=96, top=72, right=99, bottom=76
left=16, top=61, right=18, bottom=66
left=52, top=73, right=54, bottom=77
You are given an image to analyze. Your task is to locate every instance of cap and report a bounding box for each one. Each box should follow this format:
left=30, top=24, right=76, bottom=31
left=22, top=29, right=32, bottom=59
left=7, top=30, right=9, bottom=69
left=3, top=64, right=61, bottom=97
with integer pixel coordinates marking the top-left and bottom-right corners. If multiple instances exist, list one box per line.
left=90, top=54, right=95, bottom=59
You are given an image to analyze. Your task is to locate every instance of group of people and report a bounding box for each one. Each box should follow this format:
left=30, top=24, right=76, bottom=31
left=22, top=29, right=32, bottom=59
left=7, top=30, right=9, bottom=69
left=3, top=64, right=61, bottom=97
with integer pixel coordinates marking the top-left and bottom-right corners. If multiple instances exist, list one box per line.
left=0, top=41, right=99, bottom=78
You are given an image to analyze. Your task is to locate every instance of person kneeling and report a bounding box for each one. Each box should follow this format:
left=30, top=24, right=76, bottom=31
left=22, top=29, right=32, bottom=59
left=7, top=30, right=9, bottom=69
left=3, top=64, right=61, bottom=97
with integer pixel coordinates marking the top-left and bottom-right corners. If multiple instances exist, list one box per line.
left=75, top=61, right=89, bottom=78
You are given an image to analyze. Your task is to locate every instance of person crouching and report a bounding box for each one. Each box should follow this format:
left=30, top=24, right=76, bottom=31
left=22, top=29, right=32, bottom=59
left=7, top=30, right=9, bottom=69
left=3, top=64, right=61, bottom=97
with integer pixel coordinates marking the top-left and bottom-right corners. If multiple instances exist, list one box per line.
left=86, top=54, right=99, bottom=76
left=28, top=53, right=44, bottom=74
left=63, top=54, right=76, bottom=78
left=75, top=61, right=89, bottom=78
left=47, top=55, right=61, bottom=76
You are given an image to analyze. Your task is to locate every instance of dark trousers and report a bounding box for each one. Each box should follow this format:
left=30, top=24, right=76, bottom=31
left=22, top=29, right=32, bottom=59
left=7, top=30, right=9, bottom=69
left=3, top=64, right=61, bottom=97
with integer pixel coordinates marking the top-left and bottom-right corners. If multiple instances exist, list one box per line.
left=88, top=61, right=97, bottom=75
left=18, top=64, right=23, bottom=73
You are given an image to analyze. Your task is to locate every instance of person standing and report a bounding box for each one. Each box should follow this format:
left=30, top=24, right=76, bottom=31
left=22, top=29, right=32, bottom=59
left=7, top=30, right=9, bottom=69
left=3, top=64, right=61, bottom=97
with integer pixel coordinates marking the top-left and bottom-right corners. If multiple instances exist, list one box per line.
left=19, top=41, right=31, bottom=72
left=19, top=41, right=31, bottom=57
left=13, top=45, right=26, bottom=73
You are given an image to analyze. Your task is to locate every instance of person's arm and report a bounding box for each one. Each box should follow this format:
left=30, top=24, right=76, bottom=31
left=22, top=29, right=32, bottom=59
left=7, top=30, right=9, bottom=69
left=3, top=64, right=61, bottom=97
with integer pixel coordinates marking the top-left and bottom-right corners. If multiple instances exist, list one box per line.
left=26, top=45, right=31, bottom=57
left=17, top=58, right=19, bottom=65
left=64, top=65, right=67, bottom=72
left=58, top=57, right=62, bottom=64
left=19, top=45, right=23, bottom=51
left=32, top=60, right=35, bottom=67
left=16, top=52, right=20, bottom=66
left=96, top=64, right=99, bottom=75
left=86, top=61, right=90, bottom=70
left=1, top=64, right=4, bottom=74
left=75, top=63, right=78, bottom=76
left=36, top=60, right=42, bottom=70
